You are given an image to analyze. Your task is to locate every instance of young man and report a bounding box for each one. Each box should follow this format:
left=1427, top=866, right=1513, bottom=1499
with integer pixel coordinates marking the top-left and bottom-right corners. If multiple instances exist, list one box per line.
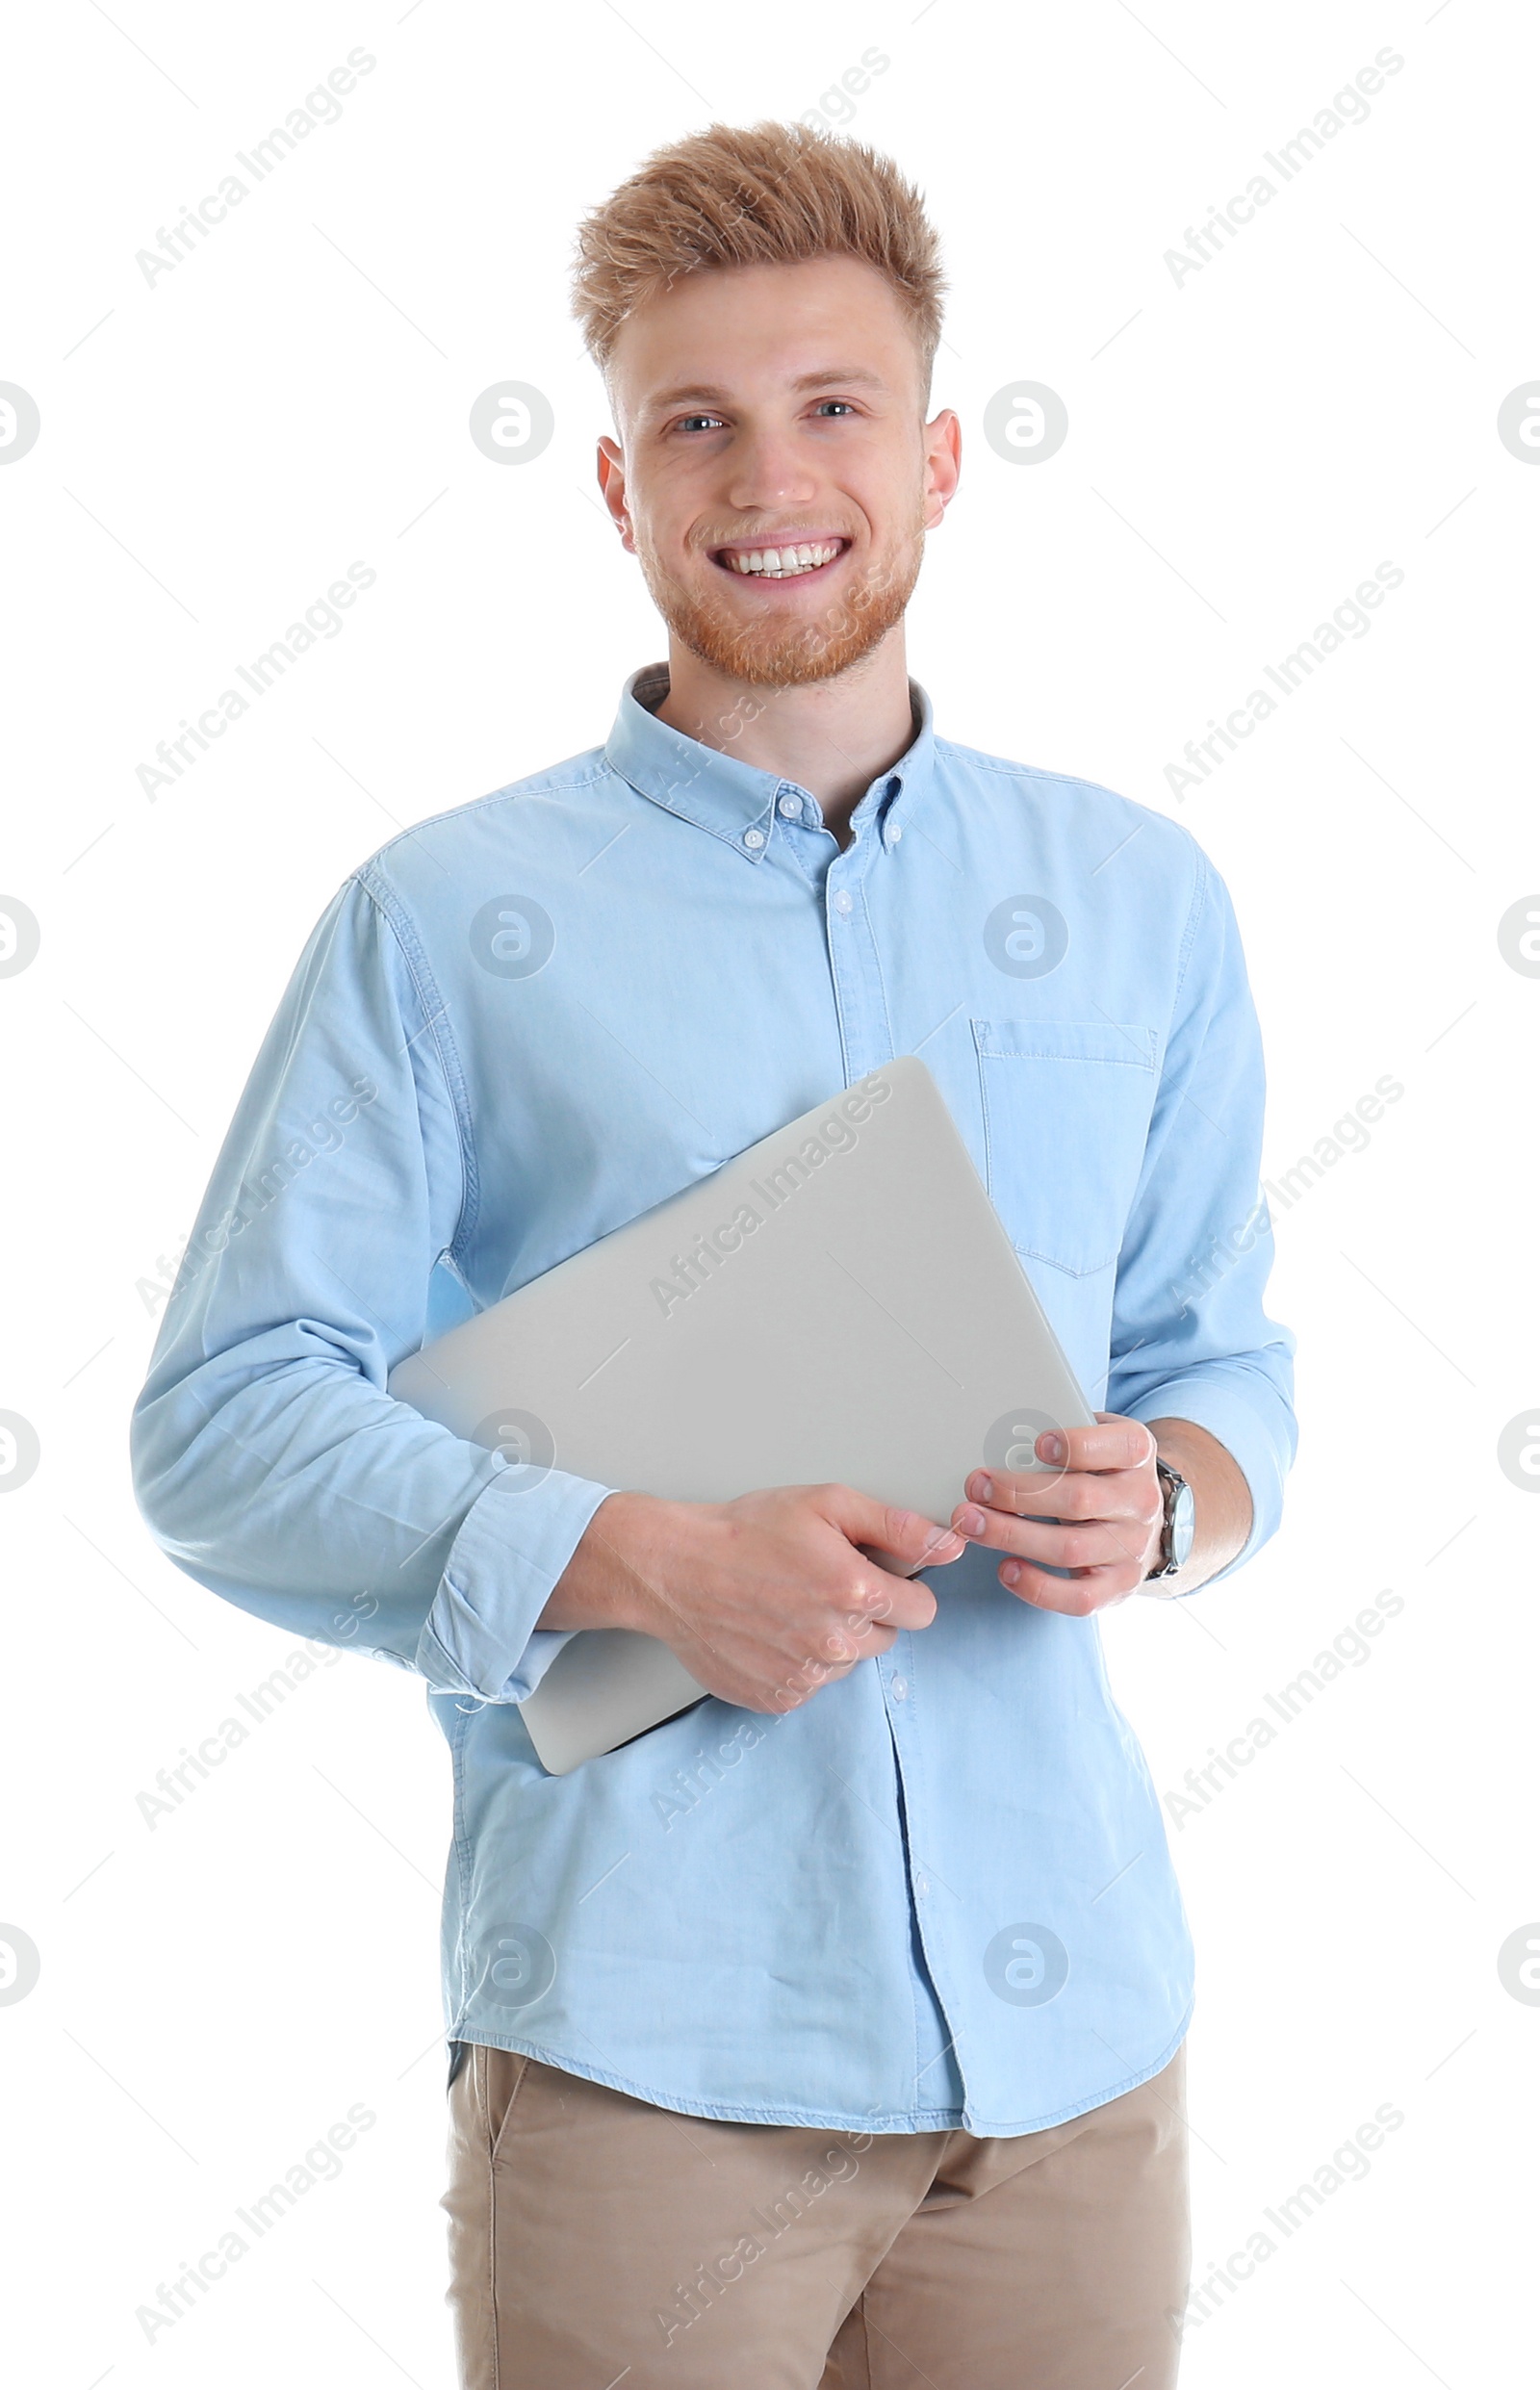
left=133, top=121, right=1296, bottom=2388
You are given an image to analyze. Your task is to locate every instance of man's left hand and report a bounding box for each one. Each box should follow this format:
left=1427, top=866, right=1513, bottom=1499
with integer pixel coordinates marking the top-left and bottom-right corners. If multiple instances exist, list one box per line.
left=950, top=1413, right=1166, bottom=1616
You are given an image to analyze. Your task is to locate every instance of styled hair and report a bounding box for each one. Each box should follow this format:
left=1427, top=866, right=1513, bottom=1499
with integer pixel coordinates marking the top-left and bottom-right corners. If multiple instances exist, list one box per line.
left=571, top=120, right=946, bottom=408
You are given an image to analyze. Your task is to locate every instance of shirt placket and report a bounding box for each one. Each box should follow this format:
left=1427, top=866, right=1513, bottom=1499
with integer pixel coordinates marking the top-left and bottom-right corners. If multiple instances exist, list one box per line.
left=818, top=798, right=893, bottom=1083
left=808, top=790, right=964, bottom=2116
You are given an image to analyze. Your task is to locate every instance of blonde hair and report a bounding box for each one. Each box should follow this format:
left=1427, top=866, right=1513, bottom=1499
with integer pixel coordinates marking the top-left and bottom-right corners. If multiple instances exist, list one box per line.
left=571, top=120, right=946, bottom=407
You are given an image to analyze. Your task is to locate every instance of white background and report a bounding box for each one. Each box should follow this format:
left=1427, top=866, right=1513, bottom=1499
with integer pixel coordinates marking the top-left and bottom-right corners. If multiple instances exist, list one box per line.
left=2, top=1, right=1535, bottom=2382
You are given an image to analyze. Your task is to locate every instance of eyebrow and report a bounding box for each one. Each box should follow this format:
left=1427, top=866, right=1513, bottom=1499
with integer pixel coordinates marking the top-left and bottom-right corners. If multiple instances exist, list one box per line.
left=640, top=366, right=890, bottom=416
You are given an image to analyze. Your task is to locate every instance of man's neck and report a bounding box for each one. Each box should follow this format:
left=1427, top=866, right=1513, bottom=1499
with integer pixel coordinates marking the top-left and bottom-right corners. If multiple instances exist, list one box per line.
left=654, top=634, right=917, bottom=849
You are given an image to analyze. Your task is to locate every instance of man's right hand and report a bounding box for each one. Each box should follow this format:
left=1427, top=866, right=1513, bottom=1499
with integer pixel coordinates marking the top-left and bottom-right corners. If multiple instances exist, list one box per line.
left=536, top=1485, right=965, bottom=1715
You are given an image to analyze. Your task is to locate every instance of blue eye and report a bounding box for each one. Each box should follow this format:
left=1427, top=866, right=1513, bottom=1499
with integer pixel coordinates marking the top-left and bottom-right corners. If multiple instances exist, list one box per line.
left=674, top=400, right=857, bottom=434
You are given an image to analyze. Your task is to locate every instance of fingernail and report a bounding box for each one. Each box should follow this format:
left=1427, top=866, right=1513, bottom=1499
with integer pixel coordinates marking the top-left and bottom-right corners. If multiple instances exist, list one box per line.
left=956, top=1505, right=988, bottom=1537
left=1039, top=1433, right=1065, bottom=1464
left=974, top=1475, right=994, bottom=1503
left=1001, top=1561, right=1021, bottom=1586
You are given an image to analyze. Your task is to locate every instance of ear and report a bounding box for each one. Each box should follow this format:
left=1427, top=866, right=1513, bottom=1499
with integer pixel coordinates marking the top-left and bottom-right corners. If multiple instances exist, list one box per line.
left=596, top=436, right=634, bottom=550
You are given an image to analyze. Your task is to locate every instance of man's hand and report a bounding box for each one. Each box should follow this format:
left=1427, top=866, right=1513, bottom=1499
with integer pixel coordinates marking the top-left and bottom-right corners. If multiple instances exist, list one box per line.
left=949, top=1414, right=1167, bottom=1616
left=539, top=1485, right=966, bottom=1714
left=948, top=1412, right=1252, bottom=1613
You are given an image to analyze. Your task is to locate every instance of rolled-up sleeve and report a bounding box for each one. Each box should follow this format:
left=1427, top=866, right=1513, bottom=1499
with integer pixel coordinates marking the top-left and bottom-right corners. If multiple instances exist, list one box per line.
left=130, top=874, right=613, bottom=1696
left=1105, top=845, right=1297, bottom=1586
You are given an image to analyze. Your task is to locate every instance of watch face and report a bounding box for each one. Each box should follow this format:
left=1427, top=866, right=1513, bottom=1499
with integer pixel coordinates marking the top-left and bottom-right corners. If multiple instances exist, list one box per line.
left=1171, top=1480, right=1196, bottom=1566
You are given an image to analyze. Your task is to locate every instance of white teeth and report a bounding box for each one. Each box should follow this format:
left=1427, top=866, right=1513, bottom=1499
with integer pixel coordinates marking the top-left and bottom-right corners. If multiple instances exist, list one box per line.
left=722, top=540, right=842, bottom=577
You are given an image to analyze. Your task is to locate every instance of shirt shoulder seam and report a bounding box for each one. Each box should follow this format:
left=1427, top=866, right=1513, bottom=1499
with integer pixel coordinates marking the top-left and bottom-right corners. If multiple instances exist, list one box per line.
left=1168, top=837, right=1214, bottom=1021
left=358, top=758, right=614, bottom=869
left=349, top=863, right=481, bottom=1262
left=933, top=737, right=1190, bottom=820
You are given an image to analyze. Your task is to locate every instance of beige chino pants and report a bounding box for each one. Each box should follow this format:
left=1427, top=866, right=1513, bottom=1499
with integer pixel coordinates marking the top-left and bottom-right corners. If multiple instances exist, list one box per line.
left=443, top=2042, right=1190, bottom=2388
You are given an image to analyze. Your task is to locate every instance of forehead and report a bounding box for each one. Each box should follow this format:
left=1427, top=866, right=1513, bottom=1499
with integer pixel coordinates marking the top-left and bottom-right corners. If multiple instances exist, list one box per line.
left=610, top=255, right=923, bottom=428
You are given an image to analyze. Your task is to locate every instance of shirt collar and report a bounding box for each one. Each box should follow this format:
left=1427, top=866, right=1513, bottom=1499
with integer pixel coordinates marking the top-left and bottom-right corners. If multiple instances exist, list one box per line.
left=604, top=660, right=937, bottom=861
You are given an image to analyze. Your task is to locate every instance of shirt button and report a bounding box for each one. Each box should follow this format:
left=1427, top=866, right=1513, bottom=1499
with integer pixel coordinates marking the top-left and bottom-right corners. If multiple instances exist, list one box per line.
left=890, top=1675, right=909, bottom=1702
left=888, top=825, right=904, bottom=845
left=834, top=888, right=854, bottom=916
left=914, top=1874, right=930, bottom=1898
left=742, top=827, right=765, bottom=850
left=778, top=793, right=801, bottom=818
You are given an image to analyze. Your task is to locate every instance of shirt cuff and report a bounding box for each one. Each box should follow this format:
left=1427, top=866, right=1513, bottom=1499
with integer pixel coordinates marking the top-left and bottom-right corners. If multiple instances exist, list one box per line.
left=415, top=1464, right=617, bottom=1702
left=1123, top=1365, right=1294, bottom=1592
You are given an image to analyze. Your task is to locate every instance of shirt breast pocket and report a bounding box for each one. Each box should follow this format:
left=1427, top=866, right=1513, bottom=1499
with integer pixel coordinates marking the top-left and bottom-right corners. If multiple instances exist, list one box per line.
left=972, top=1018, right=1160, bottom=1279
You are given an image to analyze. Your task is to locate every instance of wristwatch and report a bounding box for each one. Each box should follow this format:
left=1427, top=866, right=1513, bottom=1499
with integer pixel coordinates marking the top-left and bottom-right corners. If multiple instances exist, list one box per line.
left=1144, top=1457, right=1196, bottom=1585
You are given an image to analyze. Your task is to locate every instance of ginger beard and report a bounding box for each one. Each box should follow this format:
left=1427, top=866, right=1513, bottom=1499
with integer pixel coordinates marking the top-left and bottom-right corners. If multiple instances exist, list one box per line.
left=629, top=492, right=929, bottom=690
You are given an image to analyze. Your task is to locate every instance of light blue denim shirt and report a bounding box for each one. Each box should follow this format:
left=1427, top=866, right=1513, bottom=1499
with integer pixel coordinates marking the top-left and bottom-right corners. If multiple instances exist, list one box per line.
left=132, top=662, right=1296, bottom=2134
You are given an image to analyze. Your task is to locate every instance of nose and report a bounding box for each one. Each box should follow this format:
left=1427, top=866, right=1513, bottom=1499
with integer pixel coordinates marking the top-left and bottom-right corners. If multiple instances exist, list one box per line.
left=725, top=422, right=819, bottom=517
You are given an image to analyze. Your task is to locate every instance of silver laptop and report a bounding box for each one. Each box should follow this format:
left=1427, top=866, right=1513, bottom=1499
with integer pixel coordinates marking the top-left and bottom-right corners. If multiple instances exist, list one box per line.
left=388, top=1056, right=1095, bottom=1772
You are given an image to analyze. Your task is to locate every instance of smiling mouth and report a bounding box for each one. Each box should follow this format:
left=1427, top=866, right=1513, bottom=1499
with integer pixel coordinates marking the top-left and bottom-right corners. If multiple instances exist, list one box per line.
left=709, top=536, right=851, bottom=582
